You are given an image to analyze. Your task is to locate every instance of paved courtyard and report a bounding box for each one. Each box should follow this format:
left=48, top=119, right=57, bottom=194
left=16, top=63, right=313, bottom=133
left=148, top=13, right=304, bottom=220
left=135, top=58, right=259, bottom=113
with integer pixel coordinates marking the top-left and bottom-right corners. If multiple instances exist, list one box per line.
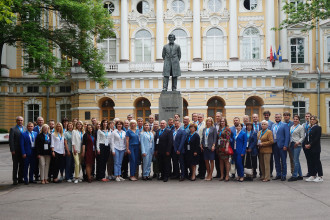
left=0, top=140, right=330, bottom=220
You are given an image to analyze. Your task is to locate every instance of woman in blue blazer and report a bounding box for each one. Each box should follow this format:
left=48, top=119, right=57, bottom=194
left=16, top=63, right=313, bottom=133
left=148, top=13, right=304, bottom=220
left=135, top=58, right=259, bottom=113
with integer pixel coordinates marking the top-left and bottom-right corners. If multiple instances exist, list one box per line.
left=233, top=123, right=247, bottom=182
left=244, top=122, right=258, bottom=181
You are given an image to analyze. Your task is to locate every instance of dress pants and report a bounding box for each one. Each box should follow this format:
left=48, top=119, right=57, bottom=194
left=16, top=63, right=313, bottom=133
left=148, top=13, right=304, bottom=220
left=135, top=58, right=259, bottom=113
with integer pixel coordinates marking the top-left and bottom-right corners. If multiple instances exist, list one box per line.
left=114, top=148, right=125, bottom=176
left=273, top=143, right=287, bottom=177
left=303, top=146, right=311, bottom=175
left=53, top=152, right=64, bottom=179
left=107, top=150, right=114, bottom=177
left=12, top=152, right=24, bottom=182
left=251, top=155, right=258, bottom=176
left=290, top=142, right=302, bottom=177
left=172, top=151, right=185, bottom=178
left=158, top=153, right=171, bottom=178
left=65, top=152, right=74, bottom=180
left=309, top=151, right=323, bottom=177
left=259, top=153, right=271, bottom=180
left=39, top=155, right=51, bottom=180
left=128, top=145, right=139, bottom=177
left=97, top=144, right=110, bottom=179
left=152, top=155, right=160, bottom=175
left=142, top=148, right=153, bottom=177
left=198, top=151, right=206, bottom=177
left=23, top=153, right=36, bottom=183
left=214, top=154, right=221, bottom=177
left=287, top=147, right=294, bottom=174
left=121, top=153, right=129, bottom=177
left=234, top=151, right=244, bottom=177
left=73, top=152, right=82, bottom=179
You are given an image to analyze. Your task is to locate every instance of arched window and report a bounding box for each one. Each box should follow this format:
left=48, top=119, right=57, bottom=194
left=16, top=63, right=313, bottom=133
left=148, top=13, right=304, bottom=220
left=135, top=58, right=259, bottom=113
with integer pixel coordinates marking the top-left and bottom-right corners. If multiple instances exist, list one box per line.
left=208, top=0, right=222, bottom=12
left=100, top=37, right=116, bottom=63
left=171, top=29, right=188, bottom=61
left=100, top=98, right=115, bottom=121
left=172, top=0, right=185, bottom=13
left=137, top=1, right=150, bottom=14
left=135, top=98, right=151, bottom=122
left=135, top=30, right=152, bottom=62
left=245, top=97, right=262, bottom=121
left=207, top=97, right=225, bottom=120
left=242, top=27, right=260, bottom=59
left=183, top=98, right=188, bottom=117
left=206, top=28, right=224, bottom=60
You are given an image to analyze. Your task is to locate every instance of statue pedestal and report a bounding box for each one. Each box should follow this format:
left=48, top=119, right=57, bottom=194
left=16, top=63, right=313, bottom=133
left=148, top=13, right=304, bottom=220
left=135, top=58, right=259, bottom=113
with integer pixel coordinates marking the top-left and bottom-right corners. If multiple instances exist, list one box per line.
left=159, top=91, right=183, bottom=121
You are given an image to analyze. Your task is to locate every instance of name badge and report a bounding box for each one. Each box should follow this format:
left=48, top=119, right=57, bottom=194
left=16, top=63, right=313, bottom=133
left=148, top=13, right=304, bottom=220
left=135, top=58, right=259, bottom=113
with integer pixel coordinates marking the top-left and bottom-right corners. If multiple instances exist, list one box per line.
left=258, top=140, right=261, bottom=145
left=44, top=144, right=48, bottom=150
left=105, top=139, right=109, bottom=146
left=93, top=145, right=95, bottom=151
left=156, top=138, right=159, bottom=144
left=187, top=144, right=190, bottom=151
left=246, top=142, right=249, bottom=148
left=218, top=139, right=220, bottom=145
left=31, top=142, right=35, bottom=148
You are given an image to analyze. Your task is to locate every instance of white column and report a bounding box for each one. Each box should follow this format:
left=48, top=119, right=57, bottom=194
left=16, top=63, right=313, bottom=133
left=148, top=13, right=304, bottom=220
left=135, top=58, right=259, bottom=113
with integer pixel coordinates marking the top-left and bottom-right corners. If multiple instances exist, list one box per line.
left=120, top=0, right=129, bottom=61
left=156, top=0, right=164, bottom=61
left=266, top=0, right=275, bottom=58
left=1, top=44, right=7, bottom=66
left=229, top=0, right=238, bottom=59
left=193, top=0, right=201, bottom=61
left=279, top=0, right=288, bottom=60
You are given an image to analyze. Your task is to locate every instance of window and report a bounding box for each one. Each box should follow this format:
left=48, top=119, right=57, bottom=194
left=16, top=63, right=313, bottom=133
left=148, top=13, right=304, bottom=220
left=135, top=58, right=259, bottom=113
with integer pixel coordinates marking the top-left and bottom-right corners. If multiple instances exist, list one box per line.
left=292, top=82, right=305, bottom=88
left=100, top=38, right=116, bottom=63
left=206, top=28, right=224, bottom=60
left=171, top=29, right=188, bottom=61
left=85, top=111, right=91, bottom=120
left=135, top=98, right=151, bottom=122
left=100, top=99, right=115, bottom=121
left=61, top=53, right=73, bottom=67
left=290, top=0, right=303, bottom=9
left=27, top=54, right=41, bottom=70
left=183, top=99, right=188, bottom=117
left=172, top=0, right=185, bottom=13
left=208, top=0, right=221, bottom=12
left=135, top=30, right=152, bottom=62
left=27, top=104, right=39, bottom=123
left=327, top=37, right=330, bottom=62
left=59, top=86, right=71, bottom=93
left=242, top=27, right=260, bottom=59
left=207, top=97, right=225, bottom=120
left=243, top=0, right=258, bottom=10
left=293, top=101, right=306, bottom=123
left=104, top=2, right=115, bottom=14
left=328, top=81, right=330, bottom=88
left=60, top=104, right=72, bottom=121
left=27, top=86, right=39, bottom=93
left=290, top=38, right=304, bottom=63
left=245, top=97, right=262, bottom=121
left=137, top=1, right=150, bottom=14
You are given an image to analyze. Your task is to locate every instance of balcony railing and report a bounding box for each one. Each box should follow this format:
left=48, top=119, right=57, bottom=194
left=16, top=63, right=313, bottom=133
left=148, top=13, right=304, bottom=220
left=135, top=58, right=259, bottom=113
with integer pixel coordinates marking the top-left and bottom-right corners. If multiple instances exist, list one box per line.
left=203, top=60, right=228, bottom=70
left=129, top=62, right=154, bottom=72
left=323, top=63, right=330, bottom=73
left=180, top=61, right=191, bottom=71
left=104, top=62, right=118, bottom=72
left=241, top=59, right=267, bottom=70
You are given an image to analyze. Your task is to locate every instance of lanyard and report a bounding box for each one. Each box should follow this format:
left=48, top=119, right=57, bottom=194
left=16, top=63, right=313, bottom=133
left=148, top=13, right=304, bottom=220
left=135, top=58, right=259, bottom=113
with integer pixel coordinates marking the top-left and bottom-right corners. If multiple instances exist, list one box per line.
left=219, top=127, right=225, bottom=137
left=205, top=128, right=210, bottom=137
left=51, top=128, right=54, bottom=133
left=79, top=131, right=83, bottom=141
left=235, top=131, right=241, bottom=141
left=29, top=132, right=35, bottom=143
left=247, top=131, right=251, bottom=139
left=188, top=132, right=196, bottom=143
left=184, top=125, right=189, bottom=131
left=45, top=134, right=49, bottom=141
left=253, top=123, right=259, bottom=131
left=197, top=122, right=202, bottom=131
left=63, top=128, right=66, bottom=133
left=17, top=125, right=24, bottom=133
left=118, top=130, right=123, bottom=139
left=58, top=134, right=62, bottom=141
left=173, top=129, right=178, bottom=137
left=290, top=125, right=299, bottom=135
left=36, top=125, right=40, bottom=132
left=169, top=125, right=174, bottom=130
left=274, top=122, right=281, bottom=134
left=259, top=129, right=268, bottom=139
left=90, top=135, right=95, bottom=143
left=103, top=130, right=109, bottom=138
left=305, top=123, right=310, bottom=132
left=159, top=129, right=164, bottom=136
left=146, top=132, right=152, bottom=142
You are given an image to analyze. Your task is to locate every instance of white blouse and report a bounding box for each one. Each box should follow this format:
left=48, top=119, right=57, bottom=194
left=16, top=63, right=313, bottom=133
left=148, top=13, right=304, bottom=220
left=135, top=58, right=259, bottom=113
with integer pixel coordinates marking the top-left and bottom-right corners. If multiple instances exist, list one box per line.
left=72, top=130, right=84, bottom=153
left=96, top=129, right=112, bottom=151
left=51, top=133, right=65, bottom=154
left=111, top=130, right=126, bottom=152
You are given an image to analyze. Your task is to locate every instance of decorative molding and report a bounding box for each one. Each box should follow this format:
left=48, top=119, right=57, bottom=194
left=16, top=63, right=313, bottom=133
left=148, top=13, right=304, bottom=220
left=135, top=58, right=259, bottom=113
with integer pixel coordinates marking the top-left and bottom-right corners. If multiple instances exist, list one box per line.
left=243, top=91, right=266, bottom=100
left=239, top=0, right=262, bottom=13
left=225, top=105, right=246, bottom=109
left=238, top=16, right=264, bottom=21
left=187, top=106, right=208, bottom=110
left=113, top=106, right=135, bottom=110
left=292, top=94, right=310, bottom=112
left=204, top=92, right=228, bottom=100
left=70, top=107, right=100, bottom=110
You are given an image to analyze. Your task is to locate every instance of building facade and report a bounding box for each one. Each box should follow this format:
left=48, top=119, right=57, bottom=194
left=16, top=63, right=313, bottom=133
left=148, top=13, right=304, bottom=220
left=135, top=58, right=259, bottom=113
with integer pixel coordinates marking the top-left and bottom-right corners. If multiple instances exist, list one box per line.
left=1, top=0, right=330, bottom=133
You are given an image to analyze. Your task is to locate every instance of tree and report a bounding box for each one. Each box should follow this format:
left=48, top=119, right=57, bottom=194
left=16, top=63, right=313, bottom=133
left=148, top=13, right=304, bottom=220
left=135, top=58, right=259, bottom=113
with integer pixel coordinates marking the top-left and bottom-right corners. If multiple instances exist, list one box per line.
left=277, top=0, right=329, bottom=31
left=0, top=0, right=16, bottom=24
left=0, top=0, right=115, bottom=86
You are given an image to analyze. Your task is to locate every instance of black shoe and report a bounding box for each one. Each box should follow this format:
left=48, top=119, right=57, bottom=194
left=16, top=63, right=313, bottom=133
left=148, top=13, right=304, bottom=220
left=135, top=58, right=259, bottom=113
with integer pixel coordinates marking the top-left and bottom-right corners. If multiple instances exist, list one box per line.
left=147, top=176, right=152, bottom=181
left=179, top=177, right=185, bottom=181
left=281, top=177, right=286, bottom=181
left=170, top=175, right=179, bottom=180
left=297, top=176, right=303, bottom=180
left=253, top=174, right=257, bottom=179
left=29, top=180, right=37, bottom=184
left=198, top=174, right=205, bottom=180
left=153, top=173, right=157, bottom=178
left=245, top=177, right=253, bottom=181
left=273, top=176, right=281, bottom=180
left=53, top=180, right=62, bottom=183
left=13, top=180, right=18, bottom=185
left=142, top=177, right=147, bottom=181
left=303, top=173, right=310, bottom=178
left=190, top=177, right=196, bottom=181
left=163, top=178, right=168, bottom=182
left=24, top=182, right=29, bottom=185
left=18, top=179, right=24, bottom=184
left=158, top=176, right=164, bottom=180
left=231, top=174, right=236, bottom=179
left=288, top=177, right=298, bottom=182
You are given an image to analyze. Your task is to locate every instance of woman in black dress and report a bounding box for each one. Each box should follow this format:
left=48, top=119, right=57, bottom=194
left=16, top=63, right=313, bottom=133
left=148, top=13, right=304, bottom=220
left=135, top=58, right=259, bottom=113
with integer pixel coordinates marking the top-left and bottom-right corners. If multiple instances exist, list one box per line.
left=184, top=123, right=200, bottom=181
left=81, top=124, right=96, bottom=183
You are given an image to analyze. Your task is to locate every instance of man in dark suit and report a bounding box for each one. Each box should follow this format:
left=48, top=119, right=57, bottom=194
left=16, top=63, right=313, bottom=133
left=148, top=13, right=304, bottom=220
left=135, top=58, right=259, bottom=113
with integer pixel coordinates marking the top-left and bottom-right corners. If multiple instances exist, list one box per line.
left=9, top=116, right=25, bottom=185
left=154, top=120, right=173, bottom=182
left=171, top=119, right=187, bottom=181
left=214, top=112, right=222, bottom=178
left=20, top=122, right=38, bottom=184
left=272, top=113, right=290, bottom=181
left=230, top=117, right=240, bottom=178
left=283, top=111, right=294, bottom=175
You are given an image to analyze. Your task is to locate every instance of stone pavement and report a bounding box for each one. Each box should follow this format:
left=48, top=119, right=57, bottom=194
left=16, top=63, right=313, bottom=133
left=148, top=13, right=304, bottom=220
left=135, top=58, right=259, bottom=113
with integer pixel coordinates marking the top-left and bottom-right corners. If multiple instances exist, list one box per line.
left=0, top=140, right=330, bottom=220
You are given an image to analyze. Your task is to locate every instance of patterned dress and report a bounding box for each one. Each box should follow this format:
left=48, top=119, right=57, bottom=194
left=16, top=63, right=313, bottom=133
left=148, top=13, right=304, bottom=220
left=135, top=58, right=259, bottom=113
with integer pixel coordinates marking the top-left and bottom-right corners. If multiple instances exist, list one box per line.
left=216, top=127, right=231, bottom=160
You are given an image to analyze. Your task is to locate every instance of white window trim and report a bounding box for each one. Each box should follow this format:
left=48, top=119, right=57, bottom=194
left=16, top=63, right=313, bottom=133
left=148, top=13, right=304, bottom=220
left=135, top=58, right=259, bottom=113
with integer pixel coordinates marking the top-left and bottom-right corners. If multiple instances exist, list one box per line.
left=167, top=0, right=189, bottom=14
left=292, top=95, right=309, bottom=113
left=131, top=28, right=154, bottom=62
left=288, top=36, right=308, bottom=64
left=203, top=26, right=227, bottom=60
left=239, top=0, right=262, bottom=13
left=24, top=98, right=42, bottom=126
left=239, top=27, right=264, bottom=60
left=203, top=0, right=226, bottom=13
left=56, top=97, right=72, bottom=122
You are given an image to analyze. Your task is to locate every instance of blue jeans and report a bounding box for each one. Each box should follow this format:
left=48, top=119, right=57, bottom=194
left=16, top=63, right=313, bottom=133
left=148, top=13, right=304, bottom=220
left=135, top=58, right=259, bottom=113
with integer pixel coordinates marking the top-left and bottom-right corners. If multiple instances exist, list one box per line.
left=234, top=151, right=244, bottom=177
left=24, top=153, right=36, bottom=183
left=65, top=152, right=74, bottom=180
left=129, top=145, right=139, bottom=177
left=114, top=148, right=125, bottom=176
left=273, top=143, right=287, bottom=177
left=142, top=147, right=153, bottom=177
left=290, top=142, right=302, bottom=177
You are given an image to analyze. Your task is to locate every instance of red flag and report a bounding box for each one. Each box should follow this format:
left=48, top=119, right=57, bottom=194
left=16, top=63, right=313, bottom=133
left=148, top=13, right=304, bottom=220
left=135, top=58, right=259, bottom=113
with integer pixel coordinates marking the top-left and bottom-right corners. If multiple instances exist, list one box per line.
left=270, top=46, right=274, bottom=62
left=78, top=60, right=81, bottom=66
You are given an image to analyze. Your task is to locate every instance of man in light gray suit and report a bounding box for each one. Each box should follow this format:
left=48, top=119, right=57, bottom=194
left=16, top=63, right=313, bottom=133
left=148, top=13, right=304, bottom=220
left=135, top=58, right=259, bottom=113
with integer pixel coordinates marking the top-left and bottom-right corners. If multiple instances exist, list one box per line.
left=9, top=116, right=26, bottom=185
left=162, top=34, right=181, bottom=91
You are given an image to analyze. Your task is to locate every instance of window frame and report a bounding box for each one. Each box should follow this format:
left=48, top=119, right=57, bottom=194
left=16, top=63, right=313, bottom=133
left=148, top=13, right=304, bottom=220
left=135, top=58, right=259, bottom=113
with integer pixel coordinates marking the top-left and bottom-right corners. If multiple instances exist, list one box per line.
left=208, top=0, right=222, bottom=13
left=290, top=37, right=305, bottom=64
left=27, top=104, right=40, bottom=123
left=205, top=28, right=224, bottom=60
left=292, top=82, right=305, bottom=89
left=243, top=0, right=258, bottom=11
left=135, top=30, right=152, bottom=62
left=171, top=29, right=189, bottom=61
left=242, top=27, right=261, bottom=60
left=172, top=0, right=185, bottom=13
left=60, top=104, right=72, bottom=121
left=293, top=101, right=306, bottom=123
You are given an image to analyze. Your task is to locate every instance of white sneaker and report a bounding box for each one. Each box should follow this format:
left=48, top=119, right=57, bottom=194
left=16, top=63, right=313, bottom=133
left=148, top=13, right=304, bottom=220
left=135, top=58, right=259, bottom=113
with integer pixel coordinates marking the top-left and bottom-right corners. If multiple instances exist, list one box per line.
left=306, top=176, right=316, bottom=182
left=78, top=179, right=82, bottom=182
left=115, top=177, right=121, bottom=182
left=74, top=179, right=78, bottom=184
left=313, top=177, right=324, bottom=182
left=119, top=177, right=125, bottom=181
left=67, top=179, right=72, bottom=183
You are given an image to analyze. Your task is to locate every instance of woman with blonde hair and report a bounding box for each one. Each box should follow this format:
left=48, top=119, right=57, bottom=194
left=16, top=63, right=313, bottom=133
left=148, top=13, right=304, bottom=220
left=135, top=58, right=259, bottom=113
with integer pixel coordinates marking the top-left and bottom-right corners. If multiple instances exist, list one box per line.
left=35, top=124, right=52, bottom=184
left=64, top=122, right=74, bottom=182
left=51, top=123, right=65, bottom=183
left=140, top=122, right=154, bottom=180
left=126, top=120, right=140, bottom=181
left=72, top=120, right=84, bottom=184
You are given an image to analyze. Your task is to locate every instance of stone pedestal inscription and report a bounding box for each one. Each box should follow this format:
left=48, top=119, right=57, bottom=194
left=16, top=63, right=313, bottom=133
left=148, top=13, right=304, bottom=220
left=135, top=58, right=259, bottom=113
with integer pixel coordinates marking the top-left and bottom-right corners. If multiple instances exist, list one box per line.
left=159, top=91, right=183, bottom=121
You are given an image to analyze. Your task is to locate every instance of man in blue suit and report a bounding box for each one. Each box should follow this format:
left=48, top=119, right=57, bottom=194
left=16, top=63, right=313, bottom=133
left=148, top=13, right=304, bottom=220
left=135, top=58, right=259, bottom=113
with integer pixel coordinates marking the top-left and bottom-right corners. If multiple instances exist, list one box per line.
left=171, top=120, right=187, bottom=181
left=272, top=113, right=290, bottom=181
left=20, top=122, right=38, bottom=184
left=33, top=116, right=44, bottom=133
left=230, top=117, right=241, bottom=178
left=283, top=111, right=294, bottom=175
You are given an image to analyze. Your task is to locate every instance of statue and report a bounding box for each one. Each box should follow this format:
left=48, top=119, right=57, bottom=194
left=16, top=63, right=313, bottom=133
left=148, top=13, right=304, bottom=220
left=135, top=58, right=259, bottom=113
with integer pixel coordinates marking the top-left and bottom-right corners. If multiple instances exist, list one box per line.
left=162, top=34, right=181, bottom=91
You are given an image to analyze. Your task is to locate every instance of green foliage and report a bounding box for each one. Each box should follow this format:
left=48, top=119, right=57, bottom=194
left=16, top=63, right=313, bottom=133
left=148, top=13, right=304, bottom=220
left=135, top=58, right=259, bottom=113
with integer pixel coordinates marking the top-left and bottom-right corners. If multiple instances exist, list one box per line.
left=0, top=0, right=16, bottom=24
left=276, top=0, right=330, bottom=32
left=0, top=128, right=8, bottom=133
left=0, top=0, right=115, bottom=87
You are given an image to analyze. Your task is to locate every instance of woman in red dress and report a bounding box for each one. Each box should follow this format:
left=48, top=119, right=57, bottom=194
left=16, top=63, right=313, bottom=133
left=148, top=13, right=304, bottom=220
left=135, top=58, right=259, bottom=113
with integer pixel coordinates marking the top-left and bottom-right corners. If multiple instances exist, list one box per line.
left=81, top=124, right=96, bottom=183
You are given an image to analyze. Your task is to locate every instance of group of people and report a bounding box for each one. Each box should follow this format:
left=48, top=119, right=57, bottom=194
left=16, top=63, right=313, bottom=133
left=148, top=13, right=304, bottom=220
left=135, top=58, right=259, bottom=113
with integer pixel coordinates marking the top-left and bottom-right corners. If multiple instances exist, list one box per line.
left=9, top=110, right=324, bottom=185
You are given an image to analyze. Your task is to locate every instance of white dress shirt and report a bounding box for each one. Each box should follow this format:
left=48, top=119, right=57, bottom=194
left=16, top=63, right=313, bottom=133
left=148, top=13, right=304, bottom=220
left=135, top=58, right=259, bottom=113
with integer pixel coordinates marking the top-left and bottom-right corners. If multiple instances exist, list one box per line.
left=72, top=130, right=84, bottom=153
left=51, top=133, right=65, bottom=154
left=96, top=129, right=112, bottom=151
left=111, top=130, right=126, bottom=152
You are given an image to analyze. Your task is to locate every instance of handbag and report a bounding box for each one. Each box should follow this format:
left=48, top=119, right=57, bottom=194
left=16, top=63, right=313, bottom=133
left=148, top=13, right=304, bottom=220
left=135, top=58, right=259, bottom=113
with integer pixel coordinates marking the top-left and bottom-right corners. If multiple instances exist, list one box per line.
left=220, top=145, right=234, bottom=155
left=244, top=153, right=253, bottom=175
